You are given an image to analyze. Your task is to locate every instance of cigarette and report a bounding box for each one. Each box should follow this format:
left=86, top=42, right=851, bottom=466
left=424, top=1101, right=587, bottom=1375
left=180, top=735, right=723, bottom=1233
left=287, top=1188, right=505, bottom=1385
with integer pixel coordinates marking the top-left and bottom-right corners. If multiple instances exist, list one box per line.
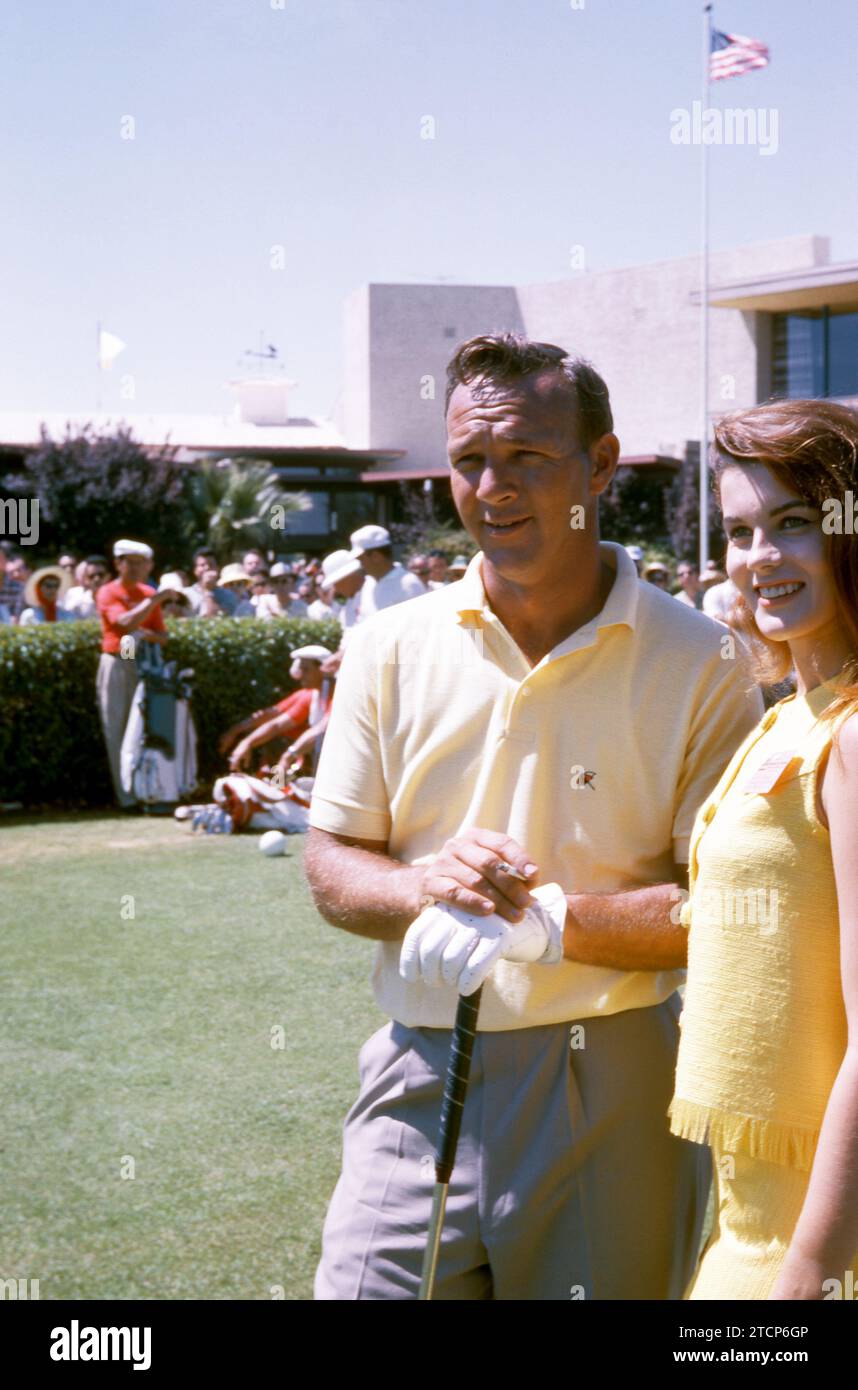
left=496, top=861, right=530, bottom=882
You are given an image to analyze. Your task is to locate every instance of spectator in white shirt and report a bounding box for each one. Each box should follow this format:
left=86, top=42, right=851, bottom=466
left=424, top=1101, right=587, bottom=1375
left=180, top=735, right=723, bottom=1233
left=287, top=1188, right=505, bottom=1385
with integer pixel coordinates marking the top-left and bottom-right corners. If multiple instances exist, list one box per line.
left=65, top=554, right=110, bottom=618
left=349, top=525, right=426, bottom=617
left=255, top=562, right=309, bottom=620
left=249, top=570, right=270, bottom=610
left=317, top=549, right=365, bottom=668
left=407, top=553, right=432, bottom=589
left=673, top=560, right=702, bottom=610
left=702, top=574, right=740, bottom=625
left=306, top=576, right=337, bottom=621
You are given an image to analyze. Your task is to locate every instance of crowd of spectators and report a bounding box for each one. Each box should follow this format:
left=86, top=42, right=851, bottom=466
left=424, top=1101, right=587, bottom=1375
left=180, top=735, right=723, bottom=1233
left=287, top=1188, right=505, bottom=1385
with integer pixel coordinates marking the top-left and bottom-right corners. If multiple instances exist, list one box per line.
left=2, top=536, right=745, bottom=634
left=3, top=527, right=763, bottom=814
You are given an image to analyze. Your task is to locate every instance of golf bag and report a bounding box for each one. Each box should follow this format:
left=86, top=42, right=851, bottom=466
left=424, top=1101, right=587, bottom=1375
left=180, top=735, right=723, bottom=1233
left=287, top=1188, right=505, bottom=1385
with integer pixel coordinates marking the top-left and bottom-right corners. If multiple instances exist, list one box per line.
left=120, top=645, right=198, bottom=807
left=212, top=772, right=313, bottom=833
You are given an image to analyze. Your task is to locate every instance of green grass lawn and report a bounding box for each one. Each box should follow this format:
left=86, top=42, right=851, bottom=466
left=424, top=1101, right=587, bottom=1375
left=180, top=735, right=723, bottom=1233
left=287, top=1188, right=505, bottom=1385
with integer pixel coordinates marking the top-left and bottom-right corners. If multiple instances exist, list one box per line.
left=0, top=811, right=712, bottom=1301
left=0, top=812, right=383, bottom=1300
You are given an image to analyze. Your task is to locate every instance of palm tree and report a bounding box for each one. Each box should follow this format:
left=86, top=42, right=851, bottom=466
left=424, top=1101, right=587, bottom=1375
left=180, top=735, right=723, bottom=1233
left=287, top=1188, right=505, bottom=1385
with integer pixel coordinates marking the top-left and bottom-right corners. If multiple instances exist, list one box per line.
left=182, top=457, right=310, bottom=560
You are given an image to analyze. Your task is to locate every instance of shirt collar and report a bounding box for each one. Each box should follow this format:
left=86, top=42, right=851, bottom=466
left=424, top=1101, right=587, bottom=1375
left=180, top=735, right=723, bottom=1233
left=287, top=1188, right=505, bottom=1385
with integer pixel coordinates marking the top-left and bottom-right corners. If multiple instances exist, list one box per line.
left=454, top=541, right=640, bottom=640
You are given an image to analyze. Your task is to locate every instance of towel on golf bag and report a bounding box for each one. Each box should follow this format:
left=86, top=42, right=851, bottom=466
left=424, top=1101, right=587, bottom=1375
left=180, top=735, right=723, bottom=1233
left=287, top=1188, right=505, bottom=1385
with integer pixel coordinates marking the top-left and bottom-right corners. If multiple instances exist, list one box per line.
left=212, top=772, right=313, bottom=833
left=120, top=651, right=198, bottom=805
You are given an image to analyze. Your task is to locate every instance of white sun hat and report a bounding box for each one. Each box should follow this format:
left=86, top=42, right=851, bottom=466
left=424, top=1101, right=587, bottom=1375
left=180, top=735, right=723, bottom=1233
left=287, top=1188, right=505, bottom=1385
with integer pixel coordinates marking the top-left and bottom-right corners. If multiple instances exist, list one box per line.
left=349, top=524, right=391, bottom=555
left=321, top=549, right=363, bottom=585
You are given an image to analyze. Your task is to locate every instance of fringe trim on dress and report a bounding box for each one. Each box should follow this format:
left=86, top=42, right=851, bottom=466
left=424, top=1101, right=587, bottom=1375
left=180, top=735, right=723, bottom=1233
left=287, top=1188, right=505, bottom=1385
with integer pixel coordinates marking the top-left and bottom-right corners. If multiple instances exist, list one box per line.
left=668, top=1097, right=819, bottom=1173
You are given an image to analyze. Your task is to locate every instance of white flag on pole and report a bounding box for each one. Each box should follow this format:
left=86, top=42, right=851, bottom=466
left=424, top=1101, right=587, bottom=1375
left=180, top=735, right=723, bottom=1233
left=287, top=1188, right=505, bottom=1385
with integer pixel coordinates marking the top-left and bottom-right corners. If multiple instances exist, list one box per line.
left=98, top=329, right=126, bottom=370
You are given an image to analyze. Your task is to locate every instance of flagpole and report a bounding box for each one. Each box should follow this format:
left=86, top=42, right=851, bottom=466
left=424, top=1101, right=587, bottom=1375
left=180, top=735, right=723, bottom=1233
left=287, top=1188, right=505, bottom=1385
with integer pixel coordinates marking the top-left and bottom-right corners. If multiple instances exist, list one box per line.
left=699, top=3, right=712, bottom=574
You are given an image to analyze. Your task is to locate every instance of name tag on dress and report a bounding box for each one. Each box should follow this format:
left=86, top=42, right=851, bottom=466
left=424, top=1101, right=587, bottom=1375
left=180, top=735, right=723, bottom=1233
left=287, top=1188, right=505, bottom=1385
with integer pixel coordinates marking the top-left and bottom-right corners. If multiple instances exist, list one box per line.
left=740, top=748, right=798, bottom=794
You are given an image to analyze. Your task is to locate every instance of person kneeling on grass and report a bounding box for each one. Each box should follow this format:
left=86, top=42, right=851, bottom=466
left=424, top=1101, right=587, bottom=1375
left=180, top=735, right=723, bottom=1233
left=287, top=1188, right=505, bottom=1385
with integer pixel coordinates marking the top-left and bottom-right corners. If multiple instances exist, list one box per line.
left=219, top=646, right=333, bottom=773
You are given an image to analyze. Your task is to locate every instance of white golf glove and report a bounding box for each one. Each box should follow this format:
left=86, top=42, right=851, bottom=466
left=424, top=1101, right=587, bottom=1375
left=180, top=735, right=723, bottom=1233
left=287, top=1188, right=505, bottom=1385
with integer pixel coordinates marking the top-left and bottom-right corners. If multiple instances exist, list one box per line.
left=399, top=882, right=567, bottom=997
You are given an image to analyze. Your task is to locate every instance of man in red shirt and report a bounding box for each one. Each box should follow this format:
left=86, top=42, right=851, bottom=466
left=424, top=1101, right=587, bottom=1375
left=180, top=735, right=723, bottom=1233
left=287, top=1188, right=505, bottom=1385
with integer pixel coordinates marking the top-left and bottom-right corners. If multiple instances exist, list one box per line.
left=218, top=644, right=334, bottom=773
left=95, top=539, right=182, bottom=809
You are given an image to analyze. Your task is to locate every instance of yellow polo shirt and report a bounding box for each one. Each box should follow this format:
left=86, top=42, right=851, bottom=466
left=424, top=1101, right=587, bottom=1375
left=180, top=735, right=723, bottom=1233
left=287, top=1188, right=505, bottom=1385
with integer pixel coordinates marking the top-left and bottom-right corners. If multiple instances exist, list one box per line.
left=309, top=542, right=763, bottom=1030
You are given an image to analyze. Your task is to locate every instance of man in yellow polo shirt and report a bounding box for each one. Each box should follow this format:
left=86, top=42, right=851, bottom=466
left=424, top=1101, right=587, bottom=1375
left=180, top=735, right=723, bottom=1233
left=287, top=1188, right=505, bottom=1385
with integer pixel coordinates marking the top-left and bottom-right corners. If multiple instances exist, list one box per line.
left=305, top=333, right=763, bottom=1300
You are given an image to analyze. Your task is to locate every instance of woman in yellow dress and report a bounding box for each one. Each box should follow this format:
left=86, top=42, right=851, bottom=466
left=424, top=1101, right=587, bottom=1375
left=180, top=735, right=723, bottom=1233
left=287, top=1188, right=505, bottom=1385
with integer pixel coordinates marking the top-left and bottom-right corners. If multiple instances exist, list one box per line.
left=669, top=398, right=858, bottom=1301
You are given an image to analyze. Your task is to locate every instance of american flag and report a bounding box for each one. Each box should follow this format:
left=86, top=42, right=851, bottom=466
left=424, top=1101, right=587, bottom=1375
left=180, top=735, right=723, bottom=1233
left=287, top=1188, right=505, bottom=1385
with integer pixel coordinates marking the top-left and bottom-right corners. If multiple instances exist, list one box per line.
left=709, top=28, right=770, bottom=82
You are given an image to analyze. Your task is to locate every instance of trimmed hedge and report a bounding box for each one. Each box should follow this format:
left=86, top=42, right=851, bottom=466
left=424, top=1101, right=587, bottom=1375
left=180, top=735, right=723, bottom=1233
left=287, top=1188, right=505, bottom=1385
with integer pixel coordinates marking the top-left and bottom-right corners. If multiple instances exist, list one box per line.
left=0, top=615, right=342, bottom=807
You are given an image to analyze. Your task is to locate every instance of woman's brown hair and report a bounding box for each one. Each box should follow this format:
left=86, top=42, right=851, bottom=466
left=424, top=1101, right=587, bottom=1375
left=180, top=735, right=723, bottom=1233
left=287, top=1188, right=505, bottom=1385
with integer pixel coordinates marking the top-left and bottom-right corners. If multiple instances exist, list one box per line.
left=712, top=398, right=858, bottom=730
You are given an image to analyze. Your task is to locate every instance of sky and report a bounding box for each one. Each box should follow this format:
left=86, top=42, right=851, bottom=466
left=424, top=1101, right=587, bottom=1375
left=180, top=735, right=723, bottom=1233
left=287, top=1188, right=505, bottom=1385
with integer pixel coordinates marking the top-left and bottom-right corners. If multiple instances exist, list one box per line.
left=2, top=0, right=857, bottom=423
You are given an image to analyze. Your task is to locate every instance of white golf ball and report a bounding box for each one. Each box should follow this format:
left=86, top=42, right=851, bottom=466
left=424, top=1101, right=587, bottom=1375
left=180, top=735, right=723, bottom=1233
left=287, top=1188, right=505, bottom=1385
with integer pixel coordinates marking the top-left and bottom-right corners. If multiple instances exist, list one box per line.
left=259, top=830, right=288, bottom=857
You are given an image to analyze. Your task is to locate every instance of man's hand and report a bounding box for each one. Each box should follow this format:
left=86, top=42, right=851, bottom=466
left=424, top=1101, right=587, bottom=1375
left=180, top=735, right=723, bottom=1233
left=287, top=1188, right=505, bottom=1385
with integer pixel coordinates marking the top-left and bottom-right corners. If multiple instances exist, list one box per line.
left=276, top=748, right=304, bottom=778
left=400, top=882, right=567, bottom=996
left=229, top=739, right=252, bottom=771
left=416, top=828, right=539, bottom=923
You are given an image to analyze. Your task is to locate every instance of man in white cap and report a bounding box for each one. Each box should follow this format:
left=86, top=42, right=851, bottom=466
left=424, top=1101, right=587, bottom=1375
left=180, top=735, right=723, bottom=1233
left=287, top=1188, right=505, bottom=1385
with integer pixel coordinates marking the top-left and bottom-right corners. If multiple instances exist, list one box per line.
left=319, top=548, right=365, bottom=649
left=95, top=540, right=182, bottom=809
left=219, top=644, right=334, bottom=774
left=348, top=525, right=425, bottom=618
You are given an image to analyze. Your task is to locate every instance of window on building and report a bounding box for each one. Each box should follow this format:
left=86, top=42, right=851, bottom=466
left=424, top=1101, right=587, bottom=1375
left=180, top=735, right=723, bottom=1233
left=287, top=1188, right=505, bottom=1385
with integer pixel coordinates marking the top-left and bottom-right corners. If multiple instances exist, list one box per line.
left=332, top=490, right=377, bottom=536
left=772, top=308, right=858, bottom=399
left=282, top=491, right=330, bottom=535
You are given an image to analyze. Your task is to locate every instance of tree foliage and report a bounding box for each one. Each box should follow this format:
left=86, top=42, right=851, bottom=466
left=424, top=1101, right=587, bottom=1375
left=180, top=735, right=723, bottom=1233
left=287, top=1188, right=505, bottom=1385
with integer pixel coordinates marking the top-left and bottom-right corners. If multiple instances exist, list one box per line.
left=599, top=467, right=671, bottom=549
left=180, top=457, right=310, bottom=562
left=25, top=424, right=189, bottom=562
left=389, top=481, right=475, bottom=560
left=665, top=447, right=725, bottom=566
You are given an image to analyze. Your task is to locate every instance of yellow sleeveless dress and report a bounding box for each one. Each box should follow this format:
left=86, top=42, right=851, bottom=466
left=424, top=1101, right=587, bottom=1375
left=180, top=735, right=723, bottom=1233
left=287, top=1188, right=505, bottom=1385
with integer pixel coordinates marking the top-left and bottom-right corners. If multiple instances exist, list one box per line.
left=668, top=682, right=858, bottom=1300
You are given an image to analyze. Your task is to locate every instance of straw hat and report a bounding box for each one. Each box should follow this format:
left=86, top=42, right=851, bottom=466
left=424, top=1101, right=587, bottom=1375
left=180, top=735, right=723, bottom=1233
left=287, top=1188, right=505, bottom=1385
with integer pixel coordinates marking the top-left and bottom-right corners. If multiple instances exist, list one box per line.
left=24, top=565, right=71, bottom=607
left=219, top=563, right=252, bottom=587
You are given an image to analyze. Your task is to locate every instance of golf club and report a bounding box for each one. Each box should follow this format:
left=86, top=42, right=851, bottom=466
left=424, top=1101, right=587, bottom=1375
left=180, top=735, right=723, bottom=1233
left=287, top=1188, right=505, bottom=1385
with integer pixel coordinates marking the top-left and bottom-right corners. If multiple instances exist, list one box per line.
left=419, top=861, right=529, bottom=1300
left=419, top=985, right=483, bottom=1300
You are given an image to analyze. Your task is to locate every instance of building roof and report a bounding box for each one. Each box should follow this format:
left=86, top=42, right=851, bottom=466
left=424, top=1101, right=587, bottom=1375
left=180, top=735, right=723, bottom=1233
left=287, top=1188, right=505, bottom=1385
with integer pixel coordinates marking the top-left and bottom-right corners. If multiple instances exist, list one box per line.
left=0, top=409, right=346, bottom=452
left=697, top=259, right=858, bottom=313
left=360, top=454, right=681, bottom=484
left=0, top=409, right=405, bottom=468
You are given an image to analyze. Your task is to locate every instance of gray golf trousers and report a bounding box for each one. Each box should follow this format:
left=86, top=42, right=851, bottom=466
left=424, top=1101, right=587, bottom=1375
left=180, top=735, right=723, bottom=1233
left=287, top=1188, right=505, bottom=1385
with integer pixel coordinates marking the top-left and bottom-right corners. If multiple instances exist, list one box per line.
left=315, top=993, right=710, bottom=1300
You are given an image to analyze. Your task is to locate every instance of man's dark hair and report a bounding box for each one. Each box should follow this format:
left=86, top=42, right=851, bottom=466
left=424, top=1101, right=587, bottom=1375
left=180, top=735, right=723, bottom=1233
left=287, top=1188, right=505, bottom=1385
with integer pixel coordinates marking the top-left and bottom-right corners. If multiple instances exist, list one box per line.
left=193, top=547, right=217, bottom=564
left=445, top=333, right=613, bottom=448
left=427, top=549, right=447, bottom=560
left=85, top=554, right=110, bottom=568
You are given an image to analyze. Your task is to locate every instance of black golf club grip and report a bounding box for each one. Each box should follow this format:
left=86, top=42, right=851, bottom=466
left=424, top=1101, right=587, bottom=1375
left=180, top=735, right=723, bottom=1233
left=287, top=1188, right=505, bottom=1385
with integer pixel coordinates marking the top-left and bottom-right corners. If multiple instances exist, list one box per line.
left=434, top=986, right=483, bottom=1184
